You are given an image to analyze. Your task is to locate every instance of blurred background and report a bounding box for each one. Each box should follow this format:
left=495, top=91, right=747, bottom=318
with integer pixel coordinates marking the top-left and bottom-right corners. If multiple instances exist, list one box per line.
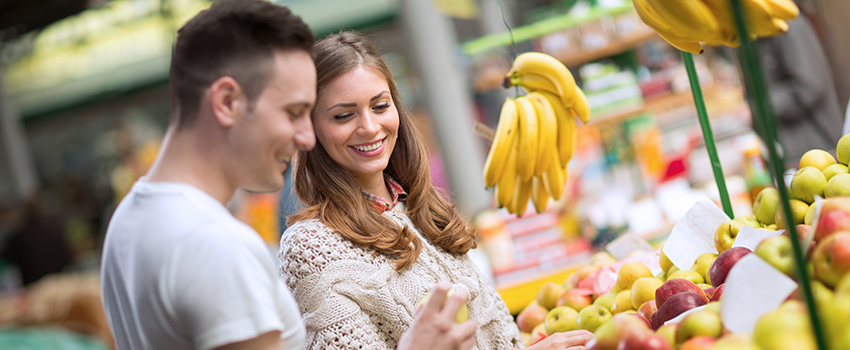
left=0, top=0, right=849, bottom=348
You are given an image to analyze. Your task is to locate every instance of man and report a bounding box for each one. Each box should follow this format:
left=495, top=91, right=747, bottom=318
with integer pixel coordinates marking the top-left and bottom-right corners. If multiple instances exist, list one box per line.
left=100, top=1, right=476, bottom=349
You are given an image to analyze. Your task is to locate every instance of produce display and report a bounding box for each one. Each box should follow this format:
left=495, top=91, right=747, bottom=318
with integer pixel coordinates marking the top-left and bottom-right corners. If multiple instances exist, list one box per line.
left=482, top=52, right=590, bottom=215
left=514, top=135, right=850, bottom=349
left=632, top=0, right=799, bottom=54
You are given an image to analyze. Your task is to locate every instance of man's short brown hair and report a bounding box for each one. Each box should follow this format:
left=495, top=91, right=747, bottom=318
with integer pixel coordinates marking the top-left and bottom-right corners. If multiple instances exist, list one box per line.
left=169, top=0, right=313, bottom=127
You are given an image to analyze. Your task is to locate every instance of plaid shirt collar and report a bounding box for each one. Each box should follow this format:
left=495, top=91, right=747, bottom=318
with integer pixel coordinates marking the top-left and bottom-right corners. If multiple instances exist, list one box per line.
left=362, top=175, right=407, bottom=213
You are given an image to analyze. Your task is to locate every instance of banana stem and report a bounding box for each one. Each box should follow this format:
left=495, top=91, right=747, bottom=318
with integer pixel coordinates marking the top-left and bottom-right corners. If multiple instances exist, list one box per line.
left=682, top=52, right=735, bottom=219
left=727, top=1, right=827, bottom=349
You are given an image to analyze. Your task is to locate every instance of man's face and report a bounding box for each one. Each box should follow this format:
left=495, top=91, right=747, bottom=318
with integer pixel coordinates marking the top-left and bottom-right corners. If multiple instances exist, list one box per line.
left=229, top=49, right=316, bottom=192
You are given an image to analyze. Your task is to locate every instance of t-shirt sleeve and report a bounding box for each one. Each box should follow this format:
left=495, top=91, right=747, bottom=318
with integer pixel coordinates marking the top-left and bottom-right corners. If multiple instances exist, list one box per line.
left=167, top=225, right=305, bottom=350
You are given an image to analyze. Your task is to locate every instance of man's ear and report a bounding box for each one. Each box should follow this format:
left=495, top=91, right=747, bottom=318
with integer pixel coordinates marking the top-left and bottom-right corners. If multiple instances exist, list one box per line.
left=209, top=77, right=245, bottom=128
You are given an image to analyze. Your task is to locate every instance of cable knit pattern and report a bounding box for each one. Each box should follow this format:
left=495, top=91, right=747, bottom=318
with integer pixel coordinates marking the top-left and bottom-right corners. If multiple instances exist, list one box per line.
left=279, top=202, right=523, bottom=349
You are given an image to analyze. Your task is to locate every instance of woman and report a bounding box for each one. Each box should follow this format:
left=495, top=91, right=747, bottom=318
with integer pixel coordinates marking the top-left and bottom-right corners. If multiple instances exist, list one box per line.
left=278, top=32, right=591, bottom=350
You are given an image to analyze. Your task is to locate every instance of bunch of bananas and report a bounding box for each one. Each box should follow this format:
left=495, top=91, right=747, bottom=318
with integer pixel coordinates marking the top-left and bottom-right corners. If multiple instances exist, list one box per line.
left=633, top=0, right=799, bottom=54
left=483, top=52, right=590, bottom=216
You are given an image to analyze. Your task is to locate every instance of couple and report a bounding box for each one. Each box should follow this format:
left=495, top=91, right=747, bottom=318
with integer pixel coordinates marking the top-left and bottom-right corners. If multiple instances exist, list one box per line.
left=100, top=1, right=591, bottom=349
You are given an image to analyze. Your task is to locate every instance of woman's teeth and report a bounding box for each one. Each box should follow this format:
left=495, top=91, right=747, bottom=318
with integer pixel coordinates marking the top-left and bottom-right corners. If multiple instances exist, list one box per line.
left=352, top=139, right=382, bottom=152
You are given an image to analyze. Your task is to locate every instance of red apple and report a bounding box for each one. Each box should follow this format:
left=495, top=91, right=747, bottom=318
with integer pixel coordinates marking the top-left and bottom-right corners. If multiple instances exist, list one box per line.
left=709, top=247, right=752, bottom=287
left=813, top=232, right=850, bottom=287
left=591, top=313, right=648, bottom=350
left=557, top=289, right=592, bottom=311
left=619, top=329, right=673, bottom=350
left=655, top=279, right=708, bottom=309
left=781, top=224, right=816, bottom=257
left=814, top=201, right=850, bottom=242
left=637, top=300, right=658, bottom=321
left=679, top=336, right=717, bottom=350
left=517, top=301, right=548, bottom=333
left=654, top=292, right=707, bottom=327
left=709, top=284, right=724, bottom=302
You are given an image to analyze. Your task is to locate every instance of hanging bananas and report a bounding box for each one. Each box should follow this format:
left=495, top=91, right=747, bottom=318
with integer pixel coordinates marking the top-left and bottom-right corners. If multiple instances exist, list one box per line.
left=633, top=0, right=799, bottom=54
left=483, top=52, right=588, bottom=216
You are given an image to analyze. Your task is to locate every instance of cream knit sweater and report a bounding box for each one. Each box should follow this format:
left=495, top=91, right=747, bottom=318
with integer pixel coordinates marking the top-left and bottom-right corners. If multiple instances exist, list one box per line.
left=278, top=202, right=523, bottom=349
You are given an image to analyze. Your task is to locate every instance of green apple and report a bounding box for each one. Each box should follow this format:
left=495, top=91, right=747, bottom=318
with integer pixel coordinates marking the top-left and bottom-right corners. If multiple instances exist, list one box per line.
left=790, top=167, right=827, bottom=204
left=593, top=291, right=618, bottom=311
left=735, top=215, right=762, bottom=228
left=753, top=303, right=817, bottom=350
left=544, top=306, right=579, bottom=334
left=805, top=203, right=816, bottom=226
left=800, top=149, right=836, bottom=171
left=611, top=290, right=634, bottom=314
left=775, top=199, right=809, bottom=229
left=825, top=173, right=850, bottom=198
left=754, top=235, right=795, bottom=276
left=824, top=163, right=849, bottom=181
left=838, top=134, right=850, bottom=165
left=537, top=282, right=566, bottom=310
left=753, top=187, right=781, bottom=225
left=691, top=253, right=718, bottom=284
left=675, top=309, right=723, bottom=344
left=656, top=323, right=677, bottom=345
left=576, top=304, right=613, bottom=332
left=715, top=216, right=762, bottom=253
left=667, top=269, right=704, bottom=285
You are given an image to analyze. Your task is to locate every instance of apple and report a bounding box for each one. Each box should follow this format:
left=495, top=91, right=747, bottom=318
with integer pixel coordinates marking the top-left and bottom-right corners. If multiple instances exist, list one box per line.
left=775, top=199, right=809, bottom=229
left=703, top=301, right=721, bottom=314
left=678, top=335, right=717, bottom=350
left=790, top=167, right=827, bottom=204
left=517, top=300, right=548, bottom=333
left=557, top=289, right=591, bottom=311
left=590, top=313, right=645, bottom=349
left=520, top=332, right=533, bottom=347
left=813, top=231, right=850, bottom=287
left=655, top=323, right=677, bottom=345
left=805, top=203, right=816, bottom=225
left=713, top=333, right=758, bottom=350
left=814, top=202, right=850, bottom=242
left=799, top=149, right=836, bottom=171
left=616, top=262, right=653, bottom=291
left=631, top=277, right=664, bottom=310
left=620, top=331, right=673, bottom=350
left=755, top=235, right=796, bottom=277
left=715, top=216, right=760, bottom=253
left=837, top=133, right=850, bottom=165
left=638, top=300, right=658, bottom=320
left=611, top=290, right=634, bottom=314
left=690, top=253, right=718, bottom=284
left=531, top=322, right=548, bottom=344
left=702, top=286, right=716, bottom=300
left=538, top=282, right=566, bottom=310
left=675, top=309, right=723, bottom=344
left=779, top=224, right=816, bottom=256
left=709, top=284, right=724, bottom=302
left=655, top=278, right=708, bottom=309
left=418, top=288, right=468, bottom=323
left=753, top=187, right=781, bottom=225
left=544, top=306, right=579, bottom=334
left=753, top=302, right=817, bottom=350
left=709, top=247, right=752, bottom=287
left=654, top=292, right=707, bottom=326
left=824, top=163, right=849, bottom=181
left=667, top=269, right=705, bottom=285
left=826, top=173, right=850, bottom=198
left=660, top=246, right=674, bottom=274
left=576, top=304, right=612, bottom=332
left=593, top=291, right=617, bottom=311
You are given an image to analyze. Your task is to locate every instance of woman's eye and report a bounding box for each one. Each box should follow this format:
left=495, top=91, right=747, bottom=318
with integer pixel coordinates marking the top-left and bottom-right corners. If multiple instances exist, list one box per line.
left=374, top=103, right=390, bottom=111
left=333, top=113, right=354, bottom=120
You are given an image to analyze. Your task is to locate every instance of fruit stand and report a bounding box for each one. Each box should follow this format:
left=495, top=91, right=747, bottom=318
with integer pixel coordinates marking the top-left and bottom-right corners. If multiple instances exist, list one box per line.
left=475, top=0, right=848, bottom=348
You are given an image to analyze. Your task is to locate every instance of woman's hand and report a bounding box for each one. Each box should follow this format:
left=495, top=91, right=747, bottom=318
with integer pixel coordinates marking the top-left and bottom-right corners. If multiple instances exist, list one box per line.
left=396, top=281, right=477, bottom=350
left=525, top=330, right=594, bottom=350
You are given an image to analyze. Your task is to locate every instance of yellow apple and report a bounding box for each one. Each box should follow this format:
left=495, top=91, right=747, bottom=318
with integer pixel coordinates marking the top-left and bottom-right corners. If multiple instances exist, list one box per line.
left=611, top=290, right=634, bottom=314
left=675, top=309, right=723, bottom=344
left=800, top=149, right=836, bottom=171
left=775, top=199, right=809, bottom=229
left=826, top=173, right=850, bottom=198
left=824, top=163, right=849, bottom=181
left=667, top=269, right=705, bottom=285
left=805, top=203, right=816, bottom=226
left=837, top=134, right=850, bottom=165
left=691, top=253, right=718, bottom=284
left=790, top=167, right=827, bottom=204
left=616, top=262, right=653, bottom=291
left=753, top=187, right=781, bottom=225
left=631, top=277, right=664, bottom=309
left=593, top=291, right=618, bottom=311
left=537, top=282, right=566, bottom=310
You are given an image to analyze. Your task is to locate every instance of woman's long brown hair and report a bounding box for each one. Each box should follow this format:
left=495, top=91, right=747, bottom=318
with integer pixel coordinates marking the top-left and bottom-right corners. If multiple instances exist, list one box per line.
left=287, top=32, right=477, bottom=271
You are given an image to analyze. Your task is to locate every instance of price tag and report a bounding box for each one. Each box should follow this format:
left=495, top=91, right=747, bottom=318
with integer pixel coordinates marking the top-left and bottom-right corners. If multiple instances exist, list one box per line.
left=662, top=196, right=729, bottom=270
left=732, top=226, right=784, bottom=251
left=720, top=254, right=797, bottom=334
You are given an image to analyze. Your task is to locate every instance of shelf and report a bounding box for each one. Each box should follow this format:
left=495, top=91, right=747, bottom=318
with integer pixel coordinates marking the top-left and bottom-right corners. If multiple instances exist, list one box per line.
left=588, top=84, right=741, bottom=126
left=554, top=31, right=659, bottom=68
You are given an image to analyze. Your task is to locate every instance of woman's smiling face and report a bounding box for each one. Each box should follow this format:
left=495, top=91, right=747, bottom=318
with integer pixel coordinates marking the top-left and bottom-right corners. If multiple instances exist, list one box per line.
left=312, top=64, right=399, bottom=184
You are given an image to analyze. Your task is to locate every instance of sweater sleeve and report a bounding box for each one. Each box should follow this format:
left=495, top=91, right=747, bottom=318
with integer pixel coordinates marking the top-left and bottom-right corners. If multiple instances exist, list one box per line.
left=278, top=221, right=412, bottom=350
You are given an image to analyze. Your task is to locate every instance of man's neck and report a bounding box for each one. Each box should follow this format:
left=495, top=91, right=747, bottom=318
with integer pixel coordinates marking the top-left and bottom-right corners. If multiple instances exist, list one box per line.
left=146, top=126, right=236, bottom=205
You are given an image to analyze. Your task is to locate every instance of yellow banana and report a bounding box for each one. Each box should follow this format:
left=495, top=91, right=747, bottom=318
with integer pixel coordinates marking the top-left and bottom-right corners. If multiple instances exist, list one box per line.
left=526, top=92, right=558, bottom=176
left=483, top=98, right=519, bottom=187
left=765, top=0, right=799, bottom=20
left=512, top=177, right=532, bottom=217
left=700, top=0, right=742, bottom=47
left=538, top=90, right=575, bottom=167
left=496, top=141, right=519, bottom=208
left=543, top=152, right=567, bottom=201
left=633, top=0, right=687, bottom=40
left=648, top=0, right=721, bottom=42
left=570, top=86, right=591, bottom=124
left=745, top=0, right=789, bottom=36
left=657, top=31, right=705, bottom=54
left=507, top=52, right=578, bottom=107
left=515, top=96, right=539, bottom=181
left=507, top=73, right=561, bottom=97
left=531, top=176, right=550, bottom=214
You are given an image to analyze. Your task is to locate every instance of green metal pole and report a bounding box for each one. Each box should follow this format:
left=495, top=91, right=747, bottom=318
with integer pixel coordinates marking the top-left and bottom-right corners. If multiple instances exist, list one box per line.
left=682, top=52, right=735, bottom=219
left=727, top=1, right=827, bottom=349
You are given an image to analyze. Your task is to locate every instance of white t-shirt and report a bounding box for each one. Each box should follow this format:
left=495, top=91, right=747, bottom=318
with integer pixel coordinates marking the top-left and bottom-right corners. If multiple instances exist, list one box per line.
left=101, top=180, right=305, bottom=350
